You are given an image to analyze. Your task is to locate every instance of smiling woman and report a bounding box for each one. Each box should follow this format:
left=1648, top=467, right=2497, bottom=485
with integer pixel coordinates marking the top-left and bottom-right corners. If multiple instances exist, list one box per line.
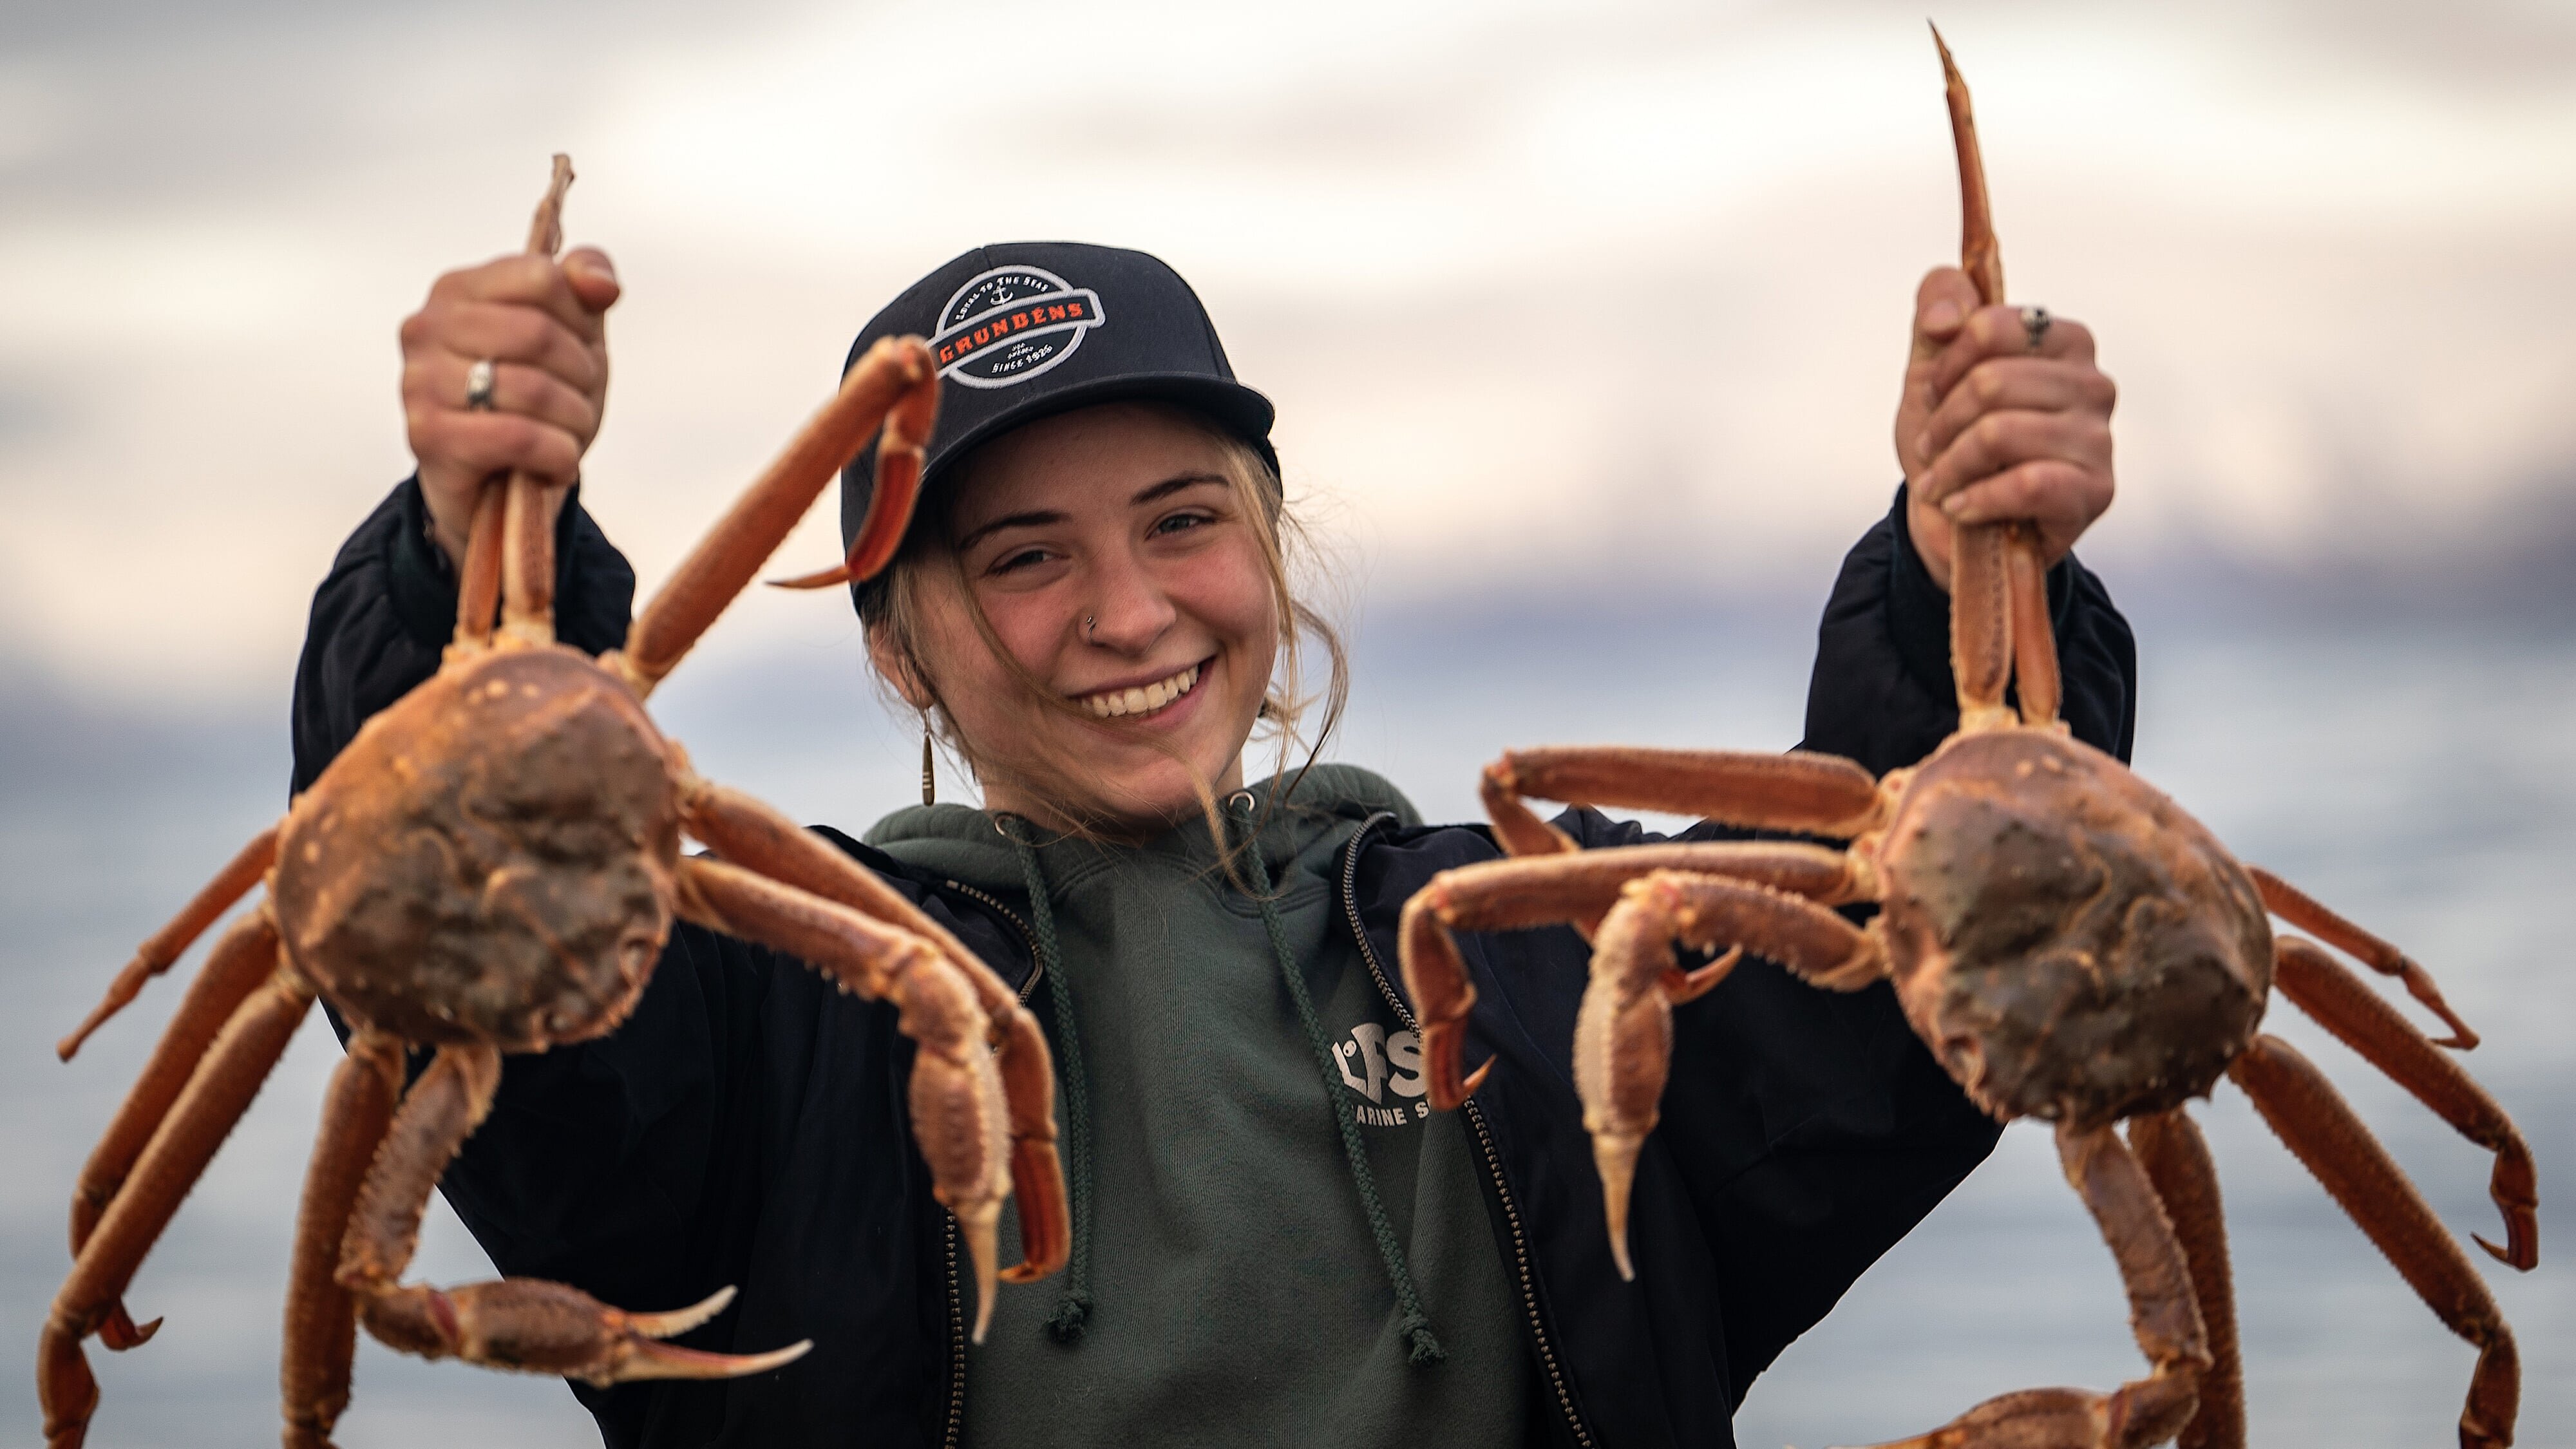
left=862, top=398, right=1342, bottom=839
left=238, top=214, right=2141, bottom=1449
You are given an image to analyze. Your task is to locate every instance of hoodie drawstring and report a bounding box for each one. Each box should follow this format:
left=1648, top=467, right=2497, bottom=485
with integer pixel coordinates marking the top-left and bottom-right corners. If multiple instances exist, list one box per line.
left=1229, top=798, right=1447, bottom=1366
left=999, top=816, right=1096, bottom=1341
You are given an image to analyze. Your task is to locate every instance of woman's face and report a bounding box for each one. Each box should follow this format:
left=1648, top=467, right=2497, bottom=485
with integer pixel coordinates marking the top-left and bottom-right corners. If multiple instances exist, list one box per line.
left=876, top=402, right=1280, bottom=833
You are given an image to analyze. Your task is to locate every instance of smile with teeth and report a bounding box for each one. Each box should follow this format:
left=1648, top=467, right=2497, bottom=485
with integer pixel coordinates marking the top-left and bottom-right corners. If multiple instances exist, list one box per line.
left=1077, top=663, right=1202, bottom=719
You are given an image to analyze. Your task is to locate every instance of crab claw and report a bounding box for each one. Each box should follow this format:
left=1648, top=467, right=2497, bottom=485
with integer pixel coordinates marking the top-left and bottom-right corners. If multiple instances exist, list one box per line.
left=363, top=1278, right=811, bottom=1388
left=98, top=1306, right=162, bottom=1351
left=597, top=1334, right=815, bottom=1384
left=623, top=1284, right=739, bottom=1340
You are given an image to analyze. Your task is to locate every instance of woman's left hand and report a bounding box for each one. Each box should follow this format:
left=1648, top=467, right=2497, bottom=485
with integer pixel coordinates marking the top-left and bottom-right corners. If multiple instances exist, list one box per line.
left=1894, top=266, right=2117, bottom=593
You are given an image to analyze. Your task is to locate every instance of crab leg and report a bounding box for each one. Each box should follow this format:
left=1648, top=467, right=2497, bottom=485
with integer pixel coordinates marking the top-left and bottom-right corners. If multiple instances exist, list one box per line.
left=64, top=907, right=285, bottom=1352
left=498, top=475, right=567, bottom=647
left=1933, top=26, right=2059, bottom=734
left=2004, top=522, right=2061, bottom=726
left=1479, top=746, right=1886, bottom=857
left=281, top=1030, right=402, bottom=1448
left=2128, top=1109, right=2244, bottom=1449
left=1399, top=841, right=1868, bottom=1110
left=2247, top=866, right=2479, bottom=1048
left=1850, top=1121, right=2207, bottom=1449
left=674, top=775, right=1069, bottom=1283
left=676, top=856, right=1018, bottom=1341
left=41, top=958, right=316, bottom=1449
left=1581, top=867, right=1885, bottom=1278
left=495, top=155, right=575, bottom=649
left=2270, top=938, right=2537, bottom=1270
left=453, top=482, right=506, bottom=648
left=336, top=1041, right=810, bottom=1385
left=2230, top=1035, right=2519, bottom=1448
left=612, top=336, right=938, bottom=697
left=59, top=823, right=279, bottom=1060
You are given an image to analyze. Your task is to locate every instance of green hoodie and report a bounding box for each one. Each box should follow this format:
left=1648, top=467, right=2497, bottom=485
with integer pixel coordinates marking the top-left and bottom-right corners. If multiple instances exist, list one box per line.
left=866, top=764, right=1530, bottom=1447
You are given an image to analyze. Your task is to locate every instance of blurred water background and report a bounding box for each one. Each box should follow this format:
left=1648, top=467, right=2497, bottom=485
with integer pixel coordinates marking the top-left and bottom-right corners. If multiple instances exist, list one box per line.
left=4, top=567, right=2570, bottom=1446
left=6, top=0, right=2575, bottom=1443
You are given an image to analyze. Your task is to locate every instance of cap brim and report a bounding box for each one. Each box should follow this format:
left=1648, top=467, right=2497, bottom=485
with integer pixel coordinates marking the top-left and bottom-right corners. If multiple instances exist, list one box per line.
left=920, top=371, right=1277, bottom=491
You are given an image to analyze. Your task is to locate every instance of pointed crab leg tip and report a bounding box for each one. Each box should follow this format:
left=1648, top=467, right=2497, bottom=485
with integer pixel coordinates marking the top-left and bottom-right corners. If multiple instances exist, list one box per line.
left=2475, top=1231, right=2537, bottom=1272
left=1611, top=1235, right=1636, bottom=1282
left=763, top=565, right=853, bottom=591
left=626, top=1284, right=737, bottom=1340
left=734, top=1339, right=814, bottom=1376
left=2434, top=1032, right=2477, bottom=1052
left=1461, top=1057, right=1495, bottom=1097
left=59, top=992, right=133, bottom=1061
left=621, top=1335, right=811, bottom=1381
left=959, top=1211, right=1001, bottom=1343
left=106, top=1316, right=164, bottom=1351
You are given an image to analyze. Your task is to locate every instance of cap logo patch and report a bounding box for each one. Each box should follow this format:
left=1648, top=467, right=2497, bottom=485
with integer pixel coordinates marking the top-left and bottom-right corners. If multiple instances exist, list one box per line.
left=930, top=265, right=1106, bottom=390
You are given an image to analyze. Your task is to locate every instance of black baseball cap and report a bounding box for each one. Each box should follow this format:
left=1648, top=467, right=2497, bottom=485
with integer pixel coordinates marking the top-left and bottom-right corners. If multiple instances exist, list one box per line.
left=837, top=242, right=1276, bottom=611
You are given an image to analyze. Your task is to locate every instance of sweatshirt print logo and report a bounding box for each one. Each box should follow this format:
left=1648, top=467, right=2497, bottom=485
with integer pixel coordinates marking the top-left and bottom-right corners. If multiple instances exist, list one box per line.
left=1334, top=1023, right=1429, bottom=1127
left=930, top=265, right=1106, bottom=390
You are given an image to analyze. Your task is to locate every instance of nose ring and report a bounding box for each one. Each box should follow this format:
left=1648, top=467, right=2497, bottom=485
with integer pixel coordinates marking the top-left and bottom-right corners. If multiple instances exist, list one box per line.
left=1084, top=614, right=1097, bottom=642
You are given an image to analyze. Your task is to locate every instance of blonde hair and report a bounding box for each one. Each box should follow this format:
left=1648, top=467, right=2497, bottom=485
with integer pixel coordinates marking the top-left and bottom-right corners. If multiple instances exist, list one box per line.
left=861, top=402, right=1348, bottom=847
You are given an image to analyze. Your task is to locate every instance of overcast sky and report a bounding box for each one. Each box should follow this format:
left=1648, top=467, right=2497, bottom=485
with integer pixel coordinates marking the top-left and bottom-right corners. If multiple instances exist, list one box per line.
left=4, top=0, right=2572, bottom=701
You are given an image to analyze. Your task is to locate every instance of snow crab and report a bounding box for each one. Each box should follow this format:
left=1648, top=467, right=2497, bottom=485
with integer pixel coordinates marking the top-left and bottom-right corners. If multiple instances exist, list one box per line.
left=39, top=158, right=1068, bottom=1449
left=1396, top=34, right=2536, bottom=1449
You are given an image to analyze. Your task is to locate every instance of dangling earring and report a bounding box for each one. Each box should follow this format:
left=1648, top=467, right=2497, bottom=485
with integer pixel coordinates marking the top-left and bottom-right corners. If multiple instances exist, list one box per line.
left=921, top=723, right=937, bottom=806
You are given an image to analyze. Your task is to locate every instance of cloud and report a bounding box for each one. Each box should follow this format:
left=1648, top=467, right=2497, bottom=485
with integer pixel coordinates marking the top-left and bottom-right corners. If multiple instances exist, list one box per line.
left=1, top=0, right=2571, bottom=701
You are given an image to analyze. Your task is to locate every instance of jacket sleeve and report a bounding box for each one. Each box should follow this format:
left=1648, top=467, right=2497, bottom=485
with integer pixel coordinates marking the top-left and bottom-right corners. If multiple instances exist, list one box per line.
left=1683, top=485, right=2139, bottom=1392
left=1799, top=482, right=2136, bottom=773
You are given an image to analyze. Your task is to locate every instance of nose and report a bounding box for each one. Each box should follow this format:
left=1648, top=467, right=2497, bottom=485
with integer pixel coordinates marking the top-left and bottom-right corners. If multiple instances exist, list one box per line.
left=1082, top=547, right=1175, bottom=655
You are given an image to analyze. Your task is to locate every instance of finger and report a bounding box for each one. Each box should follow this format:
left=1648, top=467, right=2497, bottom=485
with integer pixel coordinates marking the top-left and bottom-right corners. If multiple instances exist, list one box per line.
left=1897, top=269, right=1988, bottom=464
left=562, top=247, right=621, bottom=314
left=1931, top=307, right=2096, bottom=399
left=1921, top=408, right=2112, bottom=510
left=402, top=300, right=604, bottom=395
left=1917, top=357, right=2116, bottom=463
left=424, top=254, right=604, bottom=343
left=1911, top=267, right=1982, bottom=361
left=402, top=354, right=600, bottom=443
left=407, top=408, right=587, bottom=488
left=1939, top=459, right=2114, bottom=562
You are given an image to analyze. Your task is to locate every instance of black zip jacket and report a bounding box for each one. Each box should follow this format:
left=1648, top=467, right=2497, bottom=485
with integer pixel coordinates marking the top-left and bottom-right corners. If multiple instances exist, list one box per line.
left=290, top=479, right=2136, bottom=1448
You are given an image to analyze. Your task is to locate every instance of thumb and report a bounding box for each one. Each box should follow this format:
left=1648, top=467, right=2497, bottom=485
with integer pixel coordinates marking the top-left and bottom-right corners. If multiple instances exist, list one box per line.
left=564, top=247, right=621, bottom=312
left=1911, top=265, right=1977, bottom=363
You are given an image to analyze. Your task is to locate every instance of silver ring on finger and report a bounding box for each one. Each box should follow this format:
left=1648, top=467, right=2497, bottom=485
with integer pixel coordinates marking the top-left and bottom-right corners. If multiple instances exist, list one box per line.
left=465, top=357, right=498, bottom=412
left=2018, top=305, right=2052, bottom=354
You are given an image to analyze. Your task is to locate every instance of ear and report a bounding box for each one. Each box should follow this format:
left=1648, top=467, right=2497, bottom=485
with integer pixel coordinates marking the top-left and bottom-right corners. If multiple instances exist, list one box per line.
left=866, top=622, right=934, bottom=712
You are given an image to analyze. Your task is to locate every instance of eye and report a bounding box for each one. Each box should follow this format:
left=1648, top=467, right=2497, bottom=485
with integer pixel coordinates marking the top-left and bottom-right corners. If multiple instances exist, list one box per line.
left=1151, top=509, right=1217, bottom=537
left=987, top=545, right=1055, bottom=575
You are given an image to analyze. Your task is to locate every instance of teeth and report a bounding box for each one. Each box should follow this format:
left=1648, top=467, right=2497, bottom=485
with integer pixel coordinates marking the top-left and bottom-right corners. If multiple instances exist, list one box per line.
left=1081, top=665, right=1199, bottom=719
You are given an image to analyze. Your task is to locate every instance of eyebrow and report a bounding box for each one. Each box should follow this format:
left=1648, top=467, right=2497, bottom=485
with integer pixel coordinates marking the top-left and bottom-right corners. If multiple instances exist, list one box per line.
left=951, top=472, right=1227, bottom=554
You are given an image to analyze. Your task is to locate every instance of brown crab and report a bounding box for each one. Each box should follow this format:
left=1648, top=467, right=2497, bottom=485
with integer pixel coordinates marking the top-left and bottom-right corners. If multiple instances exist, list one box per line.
left=39, top=158, right=1068, bottom=1449
left=1396, top=33, right=2537, bottom=1449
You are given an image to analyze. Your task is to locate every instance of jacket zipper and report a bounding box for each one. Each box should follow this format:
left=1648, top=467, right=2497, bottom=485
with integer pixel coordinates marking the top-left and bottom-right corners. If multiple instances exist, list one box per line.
left=1337, top=814, right=1596, bottom=1449
left=932, top=877, right=1046, bottom=1449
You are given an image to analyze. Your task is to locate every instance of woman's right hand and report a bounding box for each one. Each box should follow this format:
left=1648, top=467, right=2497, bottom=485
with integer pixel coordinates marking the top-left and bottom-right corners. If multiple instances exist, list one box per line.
left=400, top=247, right=621, bottom=565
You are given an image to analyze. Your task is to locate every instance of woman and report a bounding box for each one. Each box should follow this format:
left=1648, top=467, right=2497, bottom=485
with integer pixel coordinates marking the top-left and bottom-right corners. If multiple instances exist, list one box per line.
left=293, top=239, right=2129, bottom=1447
